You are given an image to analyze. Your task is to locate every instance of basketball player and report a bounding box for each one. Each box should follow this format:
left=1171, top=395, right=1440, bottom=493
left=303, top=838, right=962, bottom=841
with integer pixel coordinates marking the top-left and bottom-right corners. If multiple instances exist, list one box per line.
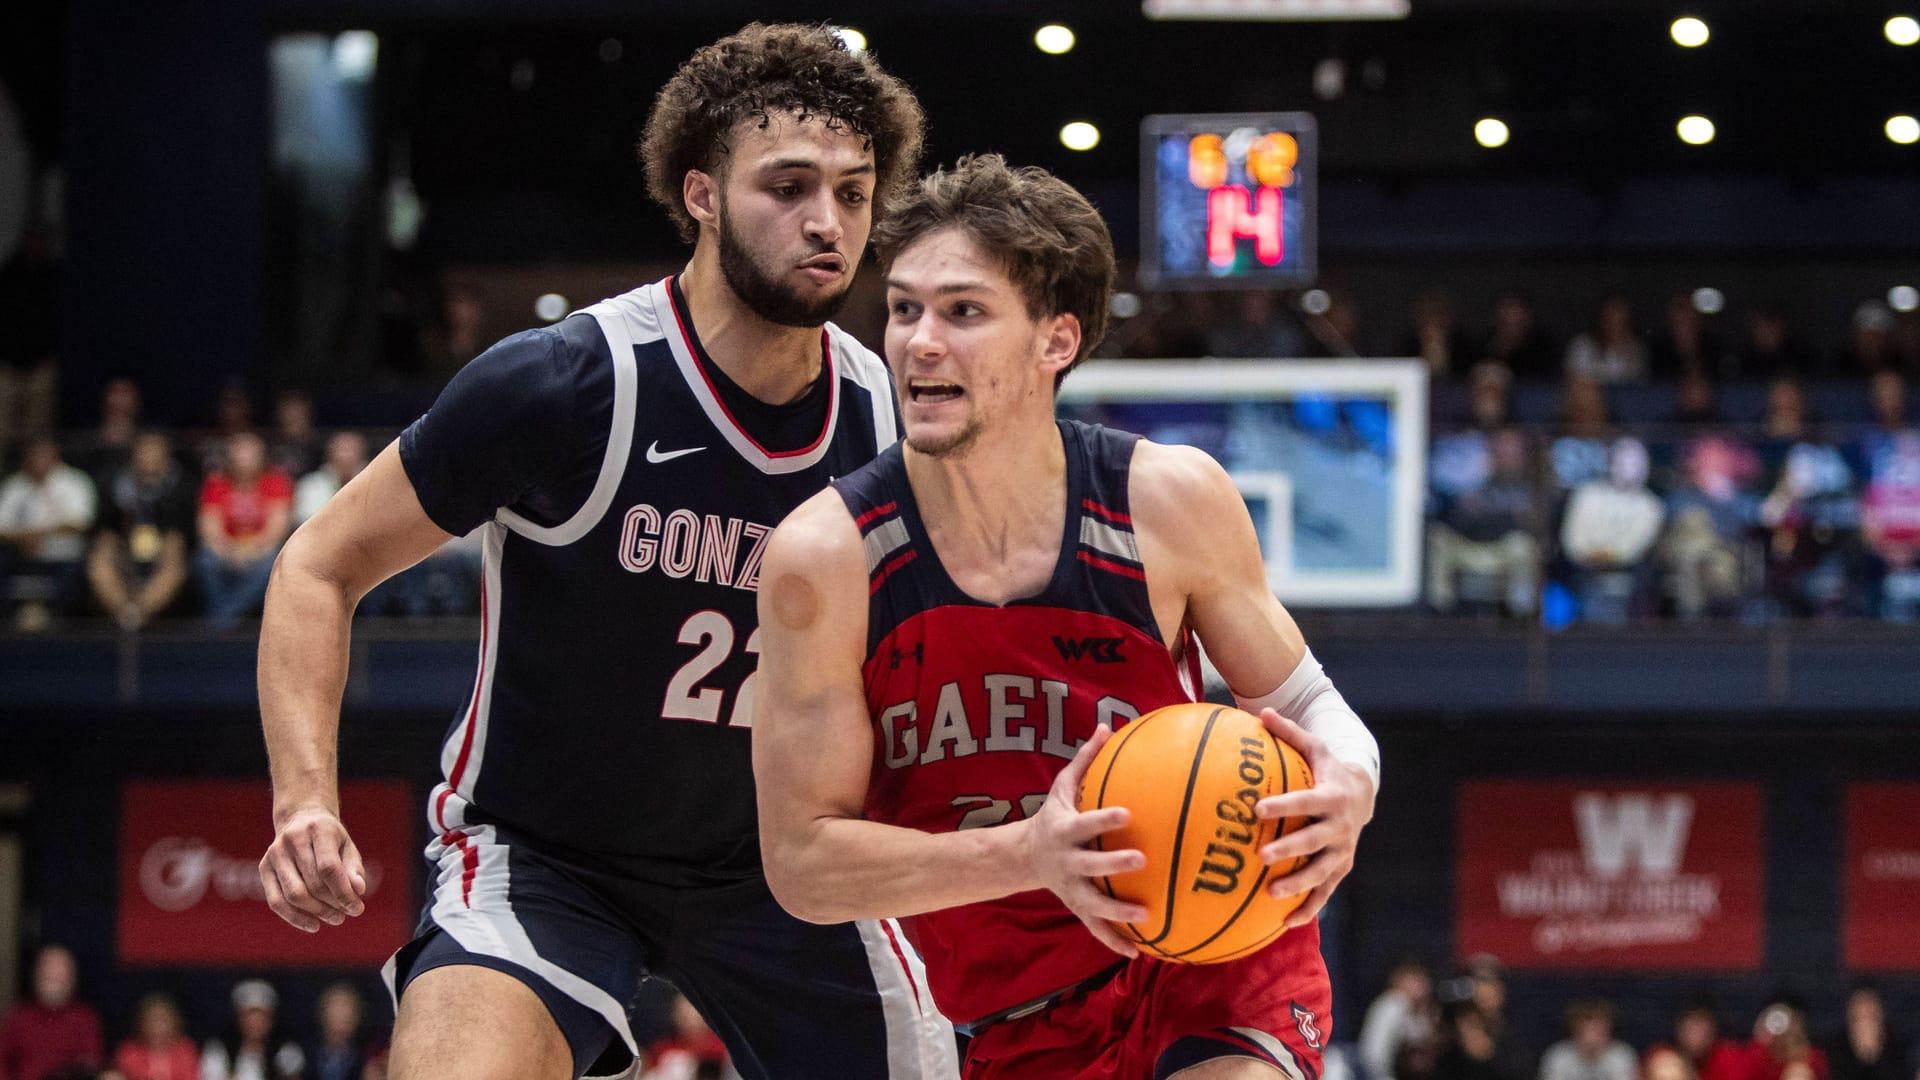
left=752, top=155, right=1382, bottom=1078
left=254, top=25, right=957, bottom=1080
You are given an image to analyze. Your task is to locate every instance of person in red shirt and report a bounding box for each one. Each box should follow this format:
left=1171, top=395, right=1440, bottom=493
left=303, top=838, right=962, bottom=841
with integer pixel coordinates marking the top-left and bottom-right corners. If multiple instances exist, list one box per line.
left=642, top=994, right=728, bottom=1080
left=194, top=431, right=293, bottom=625
left=1649, top=996, right=1750, bottom=1080
left=111, top=993, right=199, bottom=1080
left=0, top=944, right=103, bottom=1080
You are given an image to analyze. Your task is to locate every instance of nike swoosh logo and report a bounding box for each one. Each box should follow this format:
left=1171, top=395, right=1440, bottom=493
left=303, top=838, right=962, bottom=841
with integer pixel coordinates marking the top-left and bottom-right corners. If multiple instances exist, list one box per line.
left=645, top=441, right=707, bottom=464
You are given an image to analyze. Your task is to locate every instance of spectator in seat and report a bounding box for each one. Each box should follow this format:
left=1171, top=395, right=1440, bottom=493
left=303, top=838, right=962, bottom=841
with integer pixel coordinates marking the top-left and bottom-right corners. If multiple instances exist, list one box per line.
left=1757, top=439, right=1860, bottom=619
left=302, top=982, right=383, bottom=1080
left=1854, top=370, right=1914, bottom=480
left=1538, top=999, right=1635, bottom=1080
left=1467, top=362, right=1514, bottom=429
left=293, top=432, right=369, bottom=526
left=1428, top=428, right=1538, bottom=617
left=642, top=994, right=729, bottom=1080
left=1826, top=981, right=1908, bottom=1080
left=1478, top=291, right=1558, bottom=381
left=1401, top=288, right=1476, bottom=379
left=88, top=432, right=195, bottom=630
left=1559, top=436, right=1665, bottom=624
left=1662, top=434, right=1763, bottom=620
left=1672, top=371, right=1724, bottom=425
left=0, top=437, right=98, bottom=631
left=1565, top=293, right=1649, bottom=385
left=1859, top=431, right=1920, bottom=621
left=1434, top=1006, right=1514, bottom=1080
left=1551, top=376, right=1613, bottom=491
left=1360, top=955, right=1440, bottom=1080
left=269, top=391, right=321, bottom=478
left=1650, top=995, right=1748, bottom=1080
left=1302, top=289, right=1364, bottom=358
left=1744, top=998, right=1829, bottom=1080
left=200, top=980, right=302, bottom=1080
left=1644, top=1048, right=1698, bottom=1080
left=1648, top=293, right=1730, bottom=381
left=1730, top=303, right=1817, bottom=379
left=0, top=944, right=104, bottom=1080
left=0, top=209, right=61, bottom=448
left=70, top=377, right=142, bottom=485
left=1834, top=301, right=1905, bottom=377
left=112, top=993, right=199, bottom=1080
left=194, top=432, right=292, bottom=626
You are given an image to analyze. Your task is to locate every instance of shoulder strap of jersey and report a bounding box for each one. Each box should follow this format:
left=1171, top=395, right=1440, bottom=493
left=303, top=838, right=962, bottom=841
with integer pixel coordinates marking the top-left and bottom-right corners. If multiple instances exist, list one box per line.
left=1060, top=419, right=1162, bottom=643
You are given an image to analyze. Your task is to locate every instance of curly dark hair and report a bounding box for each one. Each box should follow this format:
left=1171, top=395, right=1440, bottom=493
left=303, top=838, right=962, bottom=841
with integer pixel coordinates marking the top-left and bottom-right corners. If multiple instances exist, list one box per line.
left=872, top=154, right=1115, bottom=384
left=640, top=23, right=926, bottom=243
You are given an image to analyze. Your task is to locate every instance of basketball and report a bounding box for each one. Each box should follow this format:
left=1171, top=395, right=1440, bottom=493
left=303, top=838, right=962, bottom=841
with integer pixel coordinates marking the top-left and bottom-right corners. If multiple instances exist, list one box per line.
left=1078, top=702, right=1314, bottom=964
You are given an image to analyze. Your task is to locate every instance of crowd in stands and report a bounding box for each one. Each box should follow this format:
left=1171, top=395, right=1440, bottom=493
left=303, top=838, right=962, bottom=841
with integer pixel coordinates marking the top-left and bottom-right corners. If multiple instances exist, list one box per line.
left=5, top=286, right=1920, bottom=630
left=0, top=382, right=479, bottom=633
left=0, top=945, right=732, bottom=1080
left=1356, top=955, right=1915, bottom=1080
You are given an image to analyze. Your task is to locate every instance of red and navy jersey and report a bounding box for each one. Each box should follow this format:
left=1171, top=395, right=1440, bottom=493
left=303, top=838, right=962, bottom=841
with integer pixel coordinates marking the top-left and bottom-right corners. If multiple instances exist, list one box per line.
left=832, top=419, right=1202, bottom=1025
left=399, top=277, right=898, bottom=884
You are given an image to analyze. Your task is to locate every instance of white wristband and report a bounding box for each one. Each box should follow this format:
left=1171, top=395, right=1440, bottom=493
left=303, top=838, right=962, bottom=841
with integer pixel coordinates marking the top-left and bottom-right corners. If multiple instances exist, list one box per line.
left=1234, top=647, right=1380, bottom=793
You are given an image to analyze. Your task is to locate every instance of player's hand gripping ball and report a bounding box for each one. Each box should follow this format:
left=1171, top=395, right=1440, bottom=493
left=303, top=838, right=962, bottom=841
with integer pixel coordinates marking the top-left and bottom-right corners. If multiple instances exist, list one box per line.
left=1077, top=703, right=1313, bottom=963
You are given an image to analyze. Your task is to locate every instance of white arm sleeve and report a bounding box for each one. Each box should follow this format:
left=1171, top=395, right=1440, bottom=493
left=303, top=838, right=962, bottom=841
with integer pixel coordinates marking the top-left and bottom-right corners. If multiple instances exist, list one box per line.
left=1234, top=647, right=1380, bottom=793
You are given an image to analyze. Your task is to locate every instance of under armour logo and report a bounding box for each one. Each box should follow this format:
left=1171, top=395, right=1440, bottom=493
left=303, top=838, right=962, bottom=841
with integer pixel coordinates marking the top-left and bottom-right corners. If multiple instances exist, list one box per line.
left=891, top=643, right=924, bottom=669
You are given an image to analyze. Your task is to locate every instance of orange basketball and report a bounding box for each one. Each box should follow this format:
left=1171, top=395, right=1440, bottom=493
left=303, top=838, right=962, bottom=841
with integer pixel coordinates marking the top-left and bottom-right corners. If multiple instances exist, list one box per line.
left=1078, top=702, right=1314, bottom=964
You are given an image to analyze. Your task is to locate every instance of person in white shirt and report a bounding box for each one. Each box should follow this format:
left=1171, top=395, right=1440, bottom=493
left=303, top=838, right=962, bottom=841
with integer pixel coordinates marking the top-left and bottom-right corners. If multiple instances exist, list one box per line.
left=1360, top=956, right=1440, bottom=1080
left=1538, top=999, right=1638, bottom=1080
left=0, top=437, right=97, bottom=629
left=1559, top=436, right=1665, bottom=624
left=293, top=431, right=370, bottom=526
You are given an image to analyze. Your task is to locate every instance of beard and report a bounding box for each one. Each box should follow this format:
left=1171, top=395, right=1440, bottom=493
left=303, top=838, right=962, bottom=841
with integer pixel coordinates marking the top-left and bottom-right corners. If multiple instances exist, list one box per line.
left=716, top=204, right=854, bottom=328
left=905, top=414, right=985, bottom=459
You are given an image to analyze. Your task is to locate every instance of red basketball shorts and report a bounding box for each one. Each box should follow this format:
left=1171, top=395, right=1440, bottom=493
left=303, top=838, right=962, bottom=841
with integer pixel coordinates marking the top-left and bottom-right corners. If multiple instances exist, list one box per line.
left=959, top=927, right=1331, bottom=1080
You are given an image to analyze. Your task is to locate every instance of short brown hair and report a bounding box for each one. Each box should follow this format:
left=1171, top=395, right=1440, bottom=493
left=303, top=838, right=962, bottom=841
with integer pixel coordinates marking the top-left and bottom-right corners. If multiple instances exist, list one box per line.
left=640, top=23, right=926, bottom=243
left=873, top=154, right=1115, bottom=385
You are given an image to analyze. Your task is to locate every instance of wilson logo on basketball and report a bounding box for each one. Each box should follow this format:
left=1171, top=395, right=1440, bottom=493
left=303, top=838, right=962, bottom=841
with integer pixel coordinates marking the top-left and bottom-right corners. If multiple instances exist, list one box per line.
left=1052, top=635, right=1126, bottom=663
left=1194, top=737, right=1267, bottom=895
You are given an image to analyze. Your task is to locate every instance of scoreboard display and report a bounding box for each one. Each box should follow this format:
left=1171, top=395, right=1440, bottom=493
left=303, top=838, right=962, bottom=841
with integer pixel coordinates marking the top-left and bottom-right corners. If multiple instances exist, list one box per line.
left=1139, top=112, right=1317, bottom=290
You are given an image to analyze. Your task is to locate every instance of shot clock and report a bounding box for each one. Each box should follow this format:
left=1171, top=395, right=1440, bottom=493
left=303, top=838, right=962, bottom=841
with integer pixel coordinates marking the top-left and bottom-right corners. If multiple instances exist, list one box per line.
left=1139, top=112, right=1317, bottom=290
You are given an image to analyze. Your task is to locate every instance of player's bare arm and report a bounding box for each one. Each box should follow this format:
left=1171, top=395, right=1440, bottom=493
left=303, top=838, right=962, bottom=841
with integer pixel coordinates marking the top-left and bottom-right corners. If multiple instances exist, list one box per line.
left=754, top=488, right=1148, bottom=934
left=257, top=441, right=453, bottom=932
left=1131, top=438, right=1379, bottom=929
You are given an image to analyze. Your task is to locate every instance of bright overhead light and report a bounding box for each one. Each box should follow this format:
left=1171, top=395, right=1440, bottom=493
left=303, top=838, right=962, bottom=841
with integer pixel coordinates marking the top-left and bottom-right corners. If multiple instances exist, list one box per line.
left=1060, top=121, right=1101, bottom=151
left=1035, top=24, right=1076, bottom=55
left=1888, top=114, right=1920, bottom=145
left=534, top=294, right=569, bottom=322
left=835, top=27, right=868, bottom=54
left=1691, top=287, right=1725, bottom=315
left=1889, top=285, right=1920, bottom=313
left=1677, top=115, right=1716, bottom=145
left=1670, top=17, right=1710, bottom=47
left=1474, top=117, right=1510, bottom=148
left=1887, top=16, right=1920, bottom=46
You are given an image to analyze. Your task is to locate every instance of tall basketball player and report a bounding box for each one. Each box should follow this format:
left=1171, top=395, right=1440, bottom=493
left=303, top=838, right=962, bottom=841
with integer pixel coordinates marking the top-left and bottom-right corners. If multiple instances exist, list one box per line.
left=752, top=155, right=1383, bottom=1079
left=255, top=25, right=957, bottom=1080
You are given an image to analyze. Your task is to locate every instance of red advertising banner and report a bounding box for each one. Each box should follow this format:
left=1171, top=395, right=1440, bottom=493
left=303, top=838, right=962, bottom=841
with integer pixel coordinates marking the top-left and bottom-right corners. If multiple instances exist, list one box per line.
left=1844, top=783, right=1920, bottom=970
left=1456, top=781, right=1764, bottom=970
left=118, top=780, right=417, bottom=966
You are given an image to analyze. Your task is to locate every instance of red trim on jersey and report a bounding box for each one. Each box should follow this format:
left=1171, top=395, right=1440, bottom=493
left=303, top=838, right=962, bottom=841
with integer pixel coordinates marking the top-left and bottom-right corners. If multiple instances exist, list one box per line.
left=1077, top=550, right=1147, bottom=580
left=852, top=501, right=898, bottom=531
left=440, top=830, right=481, bottom=909
left=870, top=549, right=918, bottom=594
left=1081, top=498, right=1132, bottom=527
left=879, top=919, right=925, bottom=1014
left=440, top=573, right=491, bottom=831
left=662, top=281, right=836, bottom=460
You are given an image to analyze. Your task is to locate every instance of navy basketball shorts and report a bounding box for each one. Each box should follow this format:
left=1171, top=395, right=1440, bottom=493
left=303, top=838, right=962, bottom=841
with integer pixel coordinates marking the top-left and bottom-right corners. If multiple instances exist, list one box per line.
left=382, top=823, right=958, bottom=1079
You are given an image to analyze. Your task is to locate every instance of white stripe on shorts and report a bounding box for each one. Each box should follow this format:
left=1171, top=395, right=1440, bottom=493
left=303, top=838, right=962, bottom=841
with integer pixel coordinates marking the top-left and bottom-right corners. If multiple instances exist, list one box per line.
left=855, top=918, right=960, bottom=1079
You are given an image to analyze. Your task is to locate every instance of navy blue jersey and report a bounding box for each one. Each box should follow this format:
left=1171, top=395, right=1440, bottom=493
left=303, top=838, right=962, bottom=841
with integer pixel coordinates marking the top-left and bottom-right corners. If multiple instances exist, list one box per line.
left=400, top=277, right=899, bottom=884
